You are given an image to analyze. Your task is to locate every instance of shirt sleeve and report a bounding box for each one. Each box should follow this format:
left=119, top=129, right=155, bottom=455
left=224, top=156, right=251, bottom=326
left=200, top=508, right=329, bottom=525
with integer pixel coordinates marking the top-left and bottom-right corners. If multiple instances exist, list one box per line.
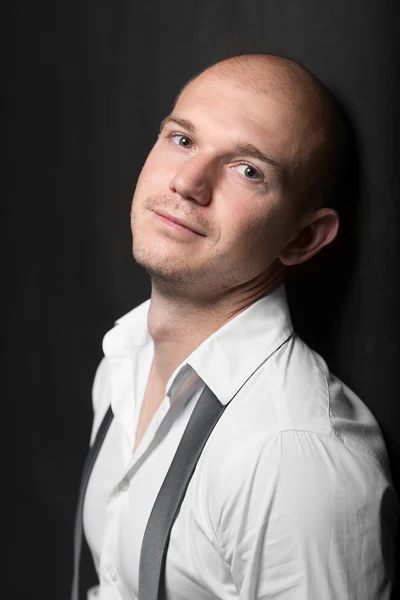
left=215, top=430, right=397, bottom=600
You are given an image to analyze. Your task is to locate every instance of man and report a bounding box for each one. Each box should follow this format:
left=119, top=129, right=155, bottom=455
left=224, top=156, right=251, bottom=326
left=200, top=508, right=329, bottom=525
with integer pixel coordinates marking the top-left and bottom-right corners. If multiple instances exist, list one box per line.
left=80, top=53, right=398, bottom=599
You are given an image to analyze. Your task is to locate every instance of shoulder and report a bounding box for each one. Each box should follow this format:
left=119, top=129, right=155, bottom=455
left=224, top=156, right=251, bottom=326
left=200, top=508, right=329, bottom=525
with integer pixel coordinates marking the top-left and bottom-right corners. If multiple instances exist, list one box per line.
left=205, top=331, right=390, bottom=486
left=89, top=356, right=112, bottom=445
left=263, top=333, right=390, bottom=473
left=205, top=330, right=395, bottom=531
left=213, top=429, right=397, bottom=554
left=217, top=428, right=388, bottom=507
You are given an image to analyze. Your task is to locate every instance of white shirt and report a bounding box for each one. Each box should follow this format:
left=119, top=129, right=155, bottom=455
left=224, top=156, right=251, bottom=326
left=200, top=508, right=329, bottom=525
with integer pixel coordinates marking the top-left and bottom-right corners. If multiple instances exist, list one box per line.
left=83, top=283, right=398, bottom=600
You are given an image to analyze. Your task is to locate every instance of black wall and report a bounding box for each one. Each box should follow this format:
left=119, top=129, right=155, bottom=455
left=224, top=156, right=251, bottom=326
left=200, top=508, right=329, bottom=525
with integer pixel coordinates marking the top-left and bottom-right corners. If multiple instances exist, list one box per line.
left=5, top=1, right=399, bottom=598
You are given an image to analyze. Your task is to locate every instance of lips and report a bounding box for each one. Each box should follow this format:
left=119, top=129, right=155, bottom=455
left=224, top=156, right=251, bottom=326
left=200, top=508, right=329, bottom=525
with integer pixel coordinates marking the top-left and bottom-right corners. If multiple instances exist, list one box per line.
left=154, top=209, right=204, bottom=235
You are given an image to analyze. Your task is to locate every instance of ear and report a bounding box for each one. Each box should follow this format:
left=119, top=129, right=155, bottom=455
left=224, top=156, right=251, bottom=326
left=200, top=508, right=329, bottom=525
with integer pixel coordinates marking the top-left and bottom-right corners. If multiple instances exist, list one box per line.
left=278, top=208, right=340, bottom=266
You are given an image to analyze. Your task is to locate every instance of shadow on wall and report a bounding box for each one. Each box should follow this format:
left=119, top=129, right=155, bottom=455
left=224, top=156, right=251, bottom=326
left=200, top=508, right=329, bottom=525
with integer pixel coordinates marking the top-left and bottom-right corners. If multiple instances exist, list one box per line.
left=285, top=91, right=361, bottom=358
left=285, top=95, right=400, bottom=598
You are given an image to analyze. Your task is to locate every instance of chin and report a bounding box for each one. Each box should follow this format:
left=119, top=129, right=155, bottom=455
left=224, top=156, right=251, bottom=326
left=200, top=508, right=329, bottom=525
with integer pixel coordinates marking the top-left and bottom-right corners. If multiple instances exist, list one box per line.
left=133, top=246, right=214, bottom=295
left=133, top=242, right=184, bottom=276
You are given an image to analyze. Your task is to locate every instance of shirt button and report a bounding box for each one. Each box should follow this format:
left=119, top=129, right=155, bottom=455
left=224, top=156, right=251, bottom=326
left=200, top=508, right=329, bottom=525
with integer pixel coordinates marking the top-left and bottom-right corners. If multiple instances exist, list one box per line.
left=119, top=478, right=129, bottom=492
left=109, top=567, right=119, bottom=582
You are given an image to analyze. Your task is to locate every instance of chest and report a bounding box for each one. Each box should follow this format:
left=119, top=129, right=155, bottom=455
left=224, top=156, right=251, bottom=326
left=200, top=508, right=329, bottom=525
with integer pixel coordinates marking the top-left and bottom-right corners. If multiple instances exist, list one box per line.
left=83, top=400, right=234, bottom=599
left=133, top=377, right=165, bottom=452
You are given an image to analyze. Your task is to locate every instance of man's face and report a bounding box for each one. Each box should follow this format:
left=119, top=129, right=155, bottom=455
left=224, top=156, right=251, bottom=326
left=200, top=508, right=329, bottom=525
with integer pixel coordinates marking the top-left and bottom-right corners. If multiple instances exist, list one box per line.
left=130, top=69, right=309, bottom=299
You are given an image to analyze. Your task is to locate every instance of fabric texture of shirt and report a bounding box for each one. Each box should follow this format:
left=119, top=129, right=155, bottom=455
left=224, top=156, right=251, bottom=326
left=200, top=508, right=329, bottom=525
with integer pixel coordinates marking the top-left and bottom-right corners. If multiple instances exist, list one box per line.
left=83, top=282, right=398, bottom=600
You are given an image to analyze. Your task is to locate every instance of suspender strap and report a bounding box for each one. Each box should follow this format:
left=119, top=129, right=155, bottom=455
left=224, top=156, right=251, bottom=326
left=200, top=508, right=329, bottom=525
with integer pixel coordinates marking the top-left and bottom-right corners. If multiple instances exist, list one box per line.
left=71, top=405, right=114, bottom=600
left=72, top=385, right=225, bottom=600
left=139, top=384, right=226, bottom=600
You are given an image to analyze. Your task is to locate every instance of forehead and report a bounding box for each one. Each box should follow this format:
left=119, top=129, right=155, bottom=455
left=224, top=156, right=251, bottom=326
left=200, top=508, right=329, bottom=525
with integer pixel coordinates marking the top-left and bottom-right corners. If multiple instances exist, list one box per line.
left=174, top=72, right=308, bottom=164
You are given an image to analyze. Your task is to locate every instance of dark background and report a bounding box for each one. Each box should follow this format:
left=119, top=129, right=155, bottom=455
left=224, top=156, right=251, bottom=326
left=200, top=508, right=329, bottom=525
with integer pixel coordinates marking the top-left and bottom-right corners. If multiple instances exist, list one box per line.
left=4, top=1, right=399, bottom=598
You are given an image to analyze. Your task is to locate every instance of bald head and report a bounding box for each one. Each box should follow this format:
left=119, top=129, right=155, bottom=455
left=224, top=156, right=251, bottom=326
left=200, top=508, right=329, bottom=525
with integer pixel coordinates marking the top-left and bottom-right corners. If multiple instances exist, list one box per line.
left=175, top=53, right=347, bottom=215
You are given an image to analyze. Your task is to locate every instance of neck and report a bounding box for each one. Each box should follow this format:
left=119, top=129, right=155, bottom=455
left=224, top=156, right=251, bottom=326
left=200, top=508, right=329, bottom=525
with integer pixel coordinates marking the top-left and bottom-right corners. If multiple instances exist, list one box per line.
left=146, top=263, right=287, bottom=389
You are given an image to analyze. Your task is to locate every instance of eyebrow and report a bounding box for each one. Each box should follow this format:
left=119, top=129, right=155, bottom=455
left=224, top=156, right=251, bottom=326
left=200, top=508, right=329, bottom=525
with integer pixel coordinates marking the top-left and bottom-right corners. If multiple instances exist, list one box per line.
left=159, top=114, right=284, bottom=176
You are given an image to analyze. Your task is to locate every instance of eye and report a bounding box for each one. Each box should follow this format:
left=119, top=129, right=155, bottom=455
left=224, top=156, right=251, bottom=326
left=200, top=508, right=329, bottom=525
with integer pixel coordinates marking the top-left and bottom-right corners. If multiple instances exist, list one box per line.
left=168, top=133, right=194, bottom=149
left=234, top=163, right=263, bottom=181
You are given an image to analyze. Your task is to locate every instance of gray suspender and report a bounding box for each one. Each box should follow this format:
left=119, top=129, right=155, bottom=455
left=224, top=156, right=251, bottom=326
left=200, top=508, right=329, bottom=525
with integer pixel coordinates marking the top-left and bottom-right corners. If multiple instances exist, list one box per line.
left=71, top=405, right=114, bottom=600
left=71, top=385, right=225, bottom=600
left=139, top=385, right=225, bottom=600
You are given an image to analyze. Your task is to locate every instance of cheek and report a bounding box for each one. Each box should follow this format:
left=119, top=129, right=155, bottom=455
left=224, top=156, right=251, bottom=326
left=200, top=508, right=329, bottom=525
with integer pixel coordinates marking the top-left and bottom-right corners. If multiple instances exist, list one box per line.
left=135, top=145, right=167, bottom=190
left=216, top=204, right=263, bottom=255
left=219, top=201, right=287, bottom=259
left=136, top=157, right=157, bottom=190
left=221, top=194, right=268, bottom=237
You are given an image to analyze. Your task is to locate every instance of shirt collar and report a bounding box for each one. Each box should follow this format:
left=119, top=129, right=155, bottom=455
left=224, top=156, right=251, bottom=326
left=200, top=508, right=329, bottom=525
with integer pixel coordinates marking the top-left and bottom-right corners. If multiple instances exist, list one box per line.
left=102, top=282, right=293, bottom=406
left=102, top=297, right=152, bottom=357
left=186, top=282, right=293, bottom=404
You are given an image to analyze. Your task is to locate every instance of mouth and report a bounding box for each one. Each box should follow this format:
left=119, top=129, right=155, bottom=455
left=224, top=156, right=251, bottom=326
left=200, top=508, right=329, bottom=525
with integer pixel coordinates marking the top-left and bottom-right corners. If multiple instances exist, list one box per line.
left=153, top=209, right=205, bottom=236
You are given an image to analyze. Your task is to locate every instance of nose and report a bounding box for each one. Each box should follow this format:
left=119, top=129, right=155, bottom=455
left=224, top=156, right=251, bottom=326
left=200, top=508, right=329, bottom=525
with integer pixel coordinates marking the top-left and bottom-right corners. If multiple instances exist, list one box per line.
left=169, top=155, right=212, bottom=205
